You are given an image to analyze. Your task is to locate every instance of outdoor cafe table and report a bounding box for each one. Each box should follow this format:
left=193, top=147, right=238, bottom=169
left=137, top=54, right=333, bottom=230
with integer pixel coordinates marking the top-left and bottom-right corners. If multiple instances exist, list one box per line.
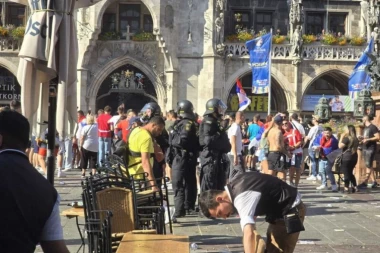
left=60, top=207, right=85, bottom=252
left=116, top=233, right=189, bottom=253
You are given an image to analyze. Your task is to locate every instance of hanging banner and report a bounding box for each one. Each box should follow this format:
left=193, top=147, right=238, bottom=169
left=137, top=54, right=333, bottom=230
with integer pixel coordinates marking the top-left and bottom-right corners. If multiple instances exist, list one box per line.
left=301, top=95, right=353, bottom=112
left=246, top=33, right=272, bottom=94
left=348, top=38, right=374, bottom=92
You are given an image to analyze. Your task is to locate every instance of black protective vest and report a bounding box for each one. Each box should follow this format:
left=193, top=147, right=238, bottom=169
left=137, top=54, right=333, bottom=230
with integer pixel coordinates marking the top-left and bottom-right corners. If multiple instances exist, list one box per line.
left=227, top=173, right=298, bottom=220
left=0, top=151, right=58, bottom=253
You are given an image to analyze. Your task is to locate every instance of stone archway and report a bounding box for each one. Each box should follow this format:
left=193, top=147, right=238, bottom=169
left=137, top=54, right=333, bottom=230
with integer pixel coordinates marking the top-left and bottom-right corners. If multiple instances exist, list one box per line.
left=302, top=68, right=351, bottom=97
left=224, top=66, right=291, bottom=113
left=87, top=55, right=165, bottom=108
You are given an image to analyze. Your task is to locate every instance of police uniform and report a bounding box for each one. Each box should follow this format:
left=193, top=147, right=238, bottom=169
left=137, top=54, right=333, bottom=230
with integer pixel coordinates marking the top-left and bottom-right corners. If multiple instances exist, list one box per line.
left=170, top=118, right=199, bottom=216
left=199, top=114, right=231, bottom=192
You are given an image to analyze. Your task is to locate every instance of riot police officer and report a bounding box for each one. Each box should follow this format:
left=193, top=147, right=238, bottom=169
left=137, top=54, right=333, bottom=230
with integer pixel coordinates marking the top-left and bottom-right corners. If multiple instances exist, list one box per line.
left=139, top=102, right=169, bottom=187
left=199, top=98, right=231, bottom=193
left=168, top=100, right=199, bottom=220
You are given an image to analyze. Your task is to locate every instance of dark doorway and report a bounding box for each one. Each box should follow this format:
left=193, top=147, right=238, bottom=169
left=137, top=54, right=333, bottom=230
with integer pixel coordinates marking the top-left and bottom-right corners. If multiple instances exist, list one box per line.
left=96, top=64, right=157, bottom=114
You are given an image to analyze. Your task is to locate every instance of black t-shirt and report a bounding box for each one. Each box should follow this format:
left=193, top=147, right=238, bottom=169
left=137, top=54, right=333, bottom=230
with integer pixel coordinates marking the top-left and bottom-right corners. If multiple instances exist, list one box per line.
left=363, top=124, right=379, bottom=150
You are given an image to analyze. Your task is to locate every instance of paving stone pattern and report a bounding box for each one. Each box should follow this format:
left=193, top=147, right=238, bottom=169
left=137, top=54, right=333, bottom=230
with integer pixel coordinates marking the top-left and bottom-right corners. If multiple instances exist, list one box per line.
left=36, top=171, right=380, bottom=253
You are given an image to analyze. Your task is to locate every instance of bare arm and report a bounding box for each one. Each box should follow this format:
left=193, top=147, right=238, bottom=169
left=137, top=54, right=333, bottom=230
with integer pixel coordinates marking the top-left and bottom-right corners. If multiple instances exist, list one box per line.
left=80, top=135, right=85, bottom=147
left=243, top=224, right=256, bottom=253
left=40, top=240, right=69, bottom=253
left=141, top=152, right=158, bottom=191
left=230, top=135, right=237, bottom=156
left=276, top=131, right=290, bottom=157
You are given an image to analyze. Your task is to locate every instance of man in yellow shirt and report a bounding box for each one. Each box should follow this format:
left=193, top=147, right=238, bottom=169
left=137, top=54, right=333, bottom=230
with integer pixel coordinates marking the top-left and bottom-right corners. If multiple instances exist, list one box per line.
left=128, top=116, right=165, bottom=191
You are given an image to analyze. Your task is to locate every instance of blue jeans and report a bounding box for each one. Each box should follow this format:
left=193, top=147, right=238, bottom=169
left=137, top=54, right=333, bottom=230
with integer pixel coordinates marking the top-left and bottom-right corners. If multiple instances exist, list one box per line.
left=308, top=148, right=318, bottom=176
left=319, top=159, right=336, bottom=186
left=64, top=138, right=73, bottom=169
left=98, top=137, right=111, bottom=166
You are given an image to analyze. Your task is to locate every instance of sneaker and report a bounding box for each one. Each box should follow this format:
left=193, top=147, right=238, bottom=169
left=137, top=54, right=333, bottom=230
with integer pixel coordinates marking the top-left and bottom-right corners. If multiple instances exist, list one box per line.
left=331, top=184, right=338, bottom=192
left=371, top=181, right=378, bottom=188
left=57, top=170, right=66, bottom=178
left=62, top=167, right=72, bottom=172
left=317, top=175, right=322, bottom=181
left=357, top=182, right=368, bottom=189
left=316, top=184, right=327, bottom=190
left=306, top=175, right=317, bottom=181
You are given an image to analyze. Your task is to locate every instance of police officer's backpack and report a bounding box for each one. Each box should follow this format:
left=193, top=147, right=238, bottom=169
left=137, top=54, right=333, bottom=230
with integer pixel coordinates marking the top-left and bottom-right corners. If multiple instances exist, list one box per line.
left=166, top=121, right=182, bottom=167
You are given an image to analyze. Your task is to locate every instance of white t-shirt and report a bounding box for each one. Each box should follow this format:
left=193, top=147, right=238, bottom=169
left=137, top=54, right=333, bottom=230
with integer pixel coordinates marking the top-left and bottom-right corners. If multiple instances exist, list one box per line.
left=76, top=118, right=87, bottom=139
left=81, top=124, right=99, bottom=152
left=291, top=120, right=305, bottom=137
left=228, top=123, right=243, bottom=155
left=225, top=186, right=302, bottom=231
left=109, top=115, right=121, bottom=127
left=307, top=125, right=323, bottom=148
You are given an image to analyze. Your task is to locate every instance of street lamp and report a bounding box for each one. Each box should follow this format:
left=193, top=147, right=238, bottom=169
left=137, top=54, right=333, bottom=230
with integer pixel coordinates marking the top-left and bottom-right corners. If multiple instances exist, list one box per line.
left=353, top=88, right=375, bottom=120
left=313, top=95, right=332, bottom=122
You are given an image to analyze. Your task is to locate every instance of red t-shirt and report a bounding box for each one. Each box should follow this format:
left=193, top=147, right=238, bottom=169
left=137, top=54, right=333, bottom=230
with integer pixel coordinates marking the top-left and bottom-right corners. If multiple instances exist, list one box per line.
left=116, top=119, right=130, bottom=142
left=97, top=114, right=112, bottom=138
left=283, top=129, right=302, bottom=153
left=258, top=121, right=264, bottom=128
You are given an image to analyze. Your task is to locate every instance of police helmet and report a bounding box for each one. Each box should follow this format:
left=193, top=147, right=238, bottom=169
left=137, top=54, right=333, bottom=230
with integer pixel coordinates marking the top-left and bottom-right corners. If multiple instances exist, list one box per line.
left=140, top=102, right=161, bottom=118
left=204, top=98, right=227, bottom=116
left=176, top=100, right=195, bottom=120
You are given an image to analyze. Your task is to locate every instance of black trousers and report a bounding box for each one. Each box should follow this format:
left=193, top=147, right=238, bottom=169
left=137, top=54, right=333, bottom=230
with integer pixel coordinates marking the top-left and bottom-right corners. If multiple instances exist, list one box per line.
left=153, top=158, right=163, bottom=188
left=172, top=153, right=197, bottom=215
left=342, top=153, right=358, bottom=188
left=200, top=152, right=225, bottom=192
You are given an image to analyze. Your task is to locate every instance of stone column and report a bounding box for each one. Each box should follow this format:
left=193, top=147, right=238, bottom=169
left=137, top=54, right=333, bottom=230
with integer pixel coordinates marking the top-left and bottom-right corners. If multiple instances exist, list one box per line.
left=164, top=69, right=178, bottom=110
left=290, top=58, right=302, bottom=113
left=77, top=68, right=89, bottom=112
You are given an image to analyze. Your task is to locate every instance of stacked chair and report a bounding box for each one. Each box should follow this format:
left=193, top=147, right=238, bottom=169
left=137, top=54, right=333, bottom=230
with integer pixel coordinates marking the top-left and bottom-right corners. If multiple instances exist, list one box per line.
left=82, top=154, right=173, bottom=252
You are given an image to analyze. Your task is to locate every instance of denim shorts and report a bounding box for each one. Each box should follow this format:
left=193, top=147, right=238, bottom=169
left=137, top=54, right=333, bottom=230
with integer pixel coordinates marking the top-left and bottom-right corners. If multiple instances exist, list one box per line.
left=286, top=154, right=302, bottom=169
left=363, top=149, right=375, bottom=168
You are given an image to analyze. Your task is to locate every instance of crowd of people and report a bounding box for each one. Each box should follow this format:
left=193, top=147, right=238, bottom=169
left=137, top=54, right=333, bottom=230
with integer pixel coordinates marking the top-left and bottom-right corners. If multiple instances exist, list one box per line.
left=1, top=97, right=380, bottom=253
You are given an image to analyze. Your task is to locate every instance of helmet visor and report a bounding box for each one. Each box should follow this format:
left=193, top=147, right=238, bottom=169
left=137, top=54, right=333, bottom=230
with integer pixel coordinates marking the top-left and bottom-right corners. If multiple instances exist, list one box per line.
left=217, top=101, right=227, bottom=115
left=140, top=104, right=152, bottom=115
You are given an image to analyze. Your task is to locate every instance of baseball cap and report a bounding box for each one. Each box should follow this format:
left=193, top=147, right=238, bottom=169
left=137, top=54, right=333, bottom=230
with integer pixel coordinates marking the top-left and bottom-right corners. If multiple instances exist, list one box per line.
left=273, top=114, right=283, bottom=125
left=128, top=116, right=141, bottom=130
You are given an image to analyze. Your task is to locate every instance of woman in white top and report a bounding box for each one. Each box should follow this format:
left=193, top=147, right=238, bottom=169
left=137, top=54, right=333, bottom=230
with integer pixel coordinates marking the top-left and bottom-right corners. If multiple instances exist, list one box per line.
left=80, top=115, right=99, bottom=178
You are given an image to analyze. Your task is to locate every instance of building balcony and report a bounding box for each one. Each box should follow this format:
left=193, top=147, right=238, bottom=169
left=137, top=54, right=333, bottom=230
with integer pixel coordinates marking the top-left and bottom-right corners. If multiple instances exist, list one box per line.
left=0, top=37, right=22, bottom=52
left=224, top=43, right=366, bottom=61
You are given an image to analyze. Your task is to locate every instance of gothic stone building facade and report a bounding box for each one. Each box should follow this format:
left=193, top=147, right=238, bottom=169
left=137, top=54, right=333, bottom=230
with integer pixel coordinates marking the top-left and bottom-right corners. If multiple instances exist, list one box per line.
left=0, top=0, right=374, bottom=126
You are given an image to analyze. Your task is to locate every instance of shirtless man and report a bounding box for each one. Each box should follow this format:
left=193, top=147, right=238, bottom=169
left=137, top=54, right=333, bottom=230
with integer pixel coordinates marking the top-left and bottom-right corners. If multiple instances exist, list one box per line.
left=265, top=114, right=291, bottom=181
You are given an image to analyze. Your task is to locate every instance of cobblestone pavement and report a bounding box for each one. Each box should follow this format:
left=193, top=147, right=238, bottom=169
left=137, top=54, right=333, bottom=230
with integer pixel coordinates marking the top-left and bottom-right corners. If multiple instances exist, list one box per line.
left=36, top=170, right=380, bottom=253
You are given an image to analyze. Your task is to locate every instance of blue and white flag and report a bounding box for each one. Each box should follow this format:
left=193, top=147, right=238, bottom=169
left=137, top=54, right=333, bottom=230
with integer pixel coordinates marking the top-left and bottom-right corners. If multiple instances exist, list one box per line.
left=246, top=33, right=272, bottom=94
left=348, top=38, right=374, bottom=93
left=236, top=79, right=251, bottom=111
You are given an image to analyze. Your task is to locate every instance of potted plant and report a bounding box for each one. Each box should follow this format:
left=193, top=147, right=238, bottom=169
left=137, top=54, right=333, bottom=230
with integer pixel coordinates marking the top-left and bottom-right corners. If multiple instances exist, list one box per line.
left=338, top=36, right=347, bottom=46
left=0, top=26, right=8, bottom=37
left=321, top=33, right=338, bottom=45
left=272, top=35, right=286, bottom=44
left=99, top=31, right=120, bottom=40
left=350, top=36, right=366, bottom=46
left=237, top=30, right=254, bottom=42
left=302, top=34, right=317, bottom=44
left=132, top=31, right=155, bottom=41
left=226, top=34, right=239, bottom=42
left=234, top=13, right=242, bottom=22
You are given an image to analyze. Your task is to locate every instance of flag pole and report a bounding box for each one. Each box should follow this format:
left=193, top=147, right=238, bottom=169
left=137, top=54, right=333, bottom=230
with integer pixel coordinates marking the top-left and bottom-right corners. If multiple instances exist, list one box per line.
left=268, top=29, right=273, bottom=116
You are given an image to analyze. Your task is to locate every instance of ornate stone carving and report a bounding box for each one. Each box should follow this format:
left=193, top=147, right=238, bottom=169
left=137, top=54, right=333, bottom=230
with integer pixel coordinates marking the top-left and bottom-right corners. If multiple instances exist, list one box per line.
left=372, top=27, right=380, bottom=53
left=216, top=0, right=226, bottom=11
left=291, top=25, right=302, bottom=57
left=224, top=43, right=365, bottom=61
left=215, top=12, right=225, bottom=47
left=87, top=41, right=158, bottom=85
left=365, top=51, right=380, bottom=91
left=362, top=0, right=380, bottom=40
left=289, top=0, right=304, bottom=39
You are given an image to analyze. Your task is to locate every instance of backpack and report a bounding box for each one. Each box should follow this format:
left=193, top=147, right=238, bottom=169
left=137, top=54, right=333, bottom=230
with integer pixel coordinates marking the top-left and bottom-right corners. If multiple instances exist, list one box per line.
left=166, top=121, right=182, bottom=167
